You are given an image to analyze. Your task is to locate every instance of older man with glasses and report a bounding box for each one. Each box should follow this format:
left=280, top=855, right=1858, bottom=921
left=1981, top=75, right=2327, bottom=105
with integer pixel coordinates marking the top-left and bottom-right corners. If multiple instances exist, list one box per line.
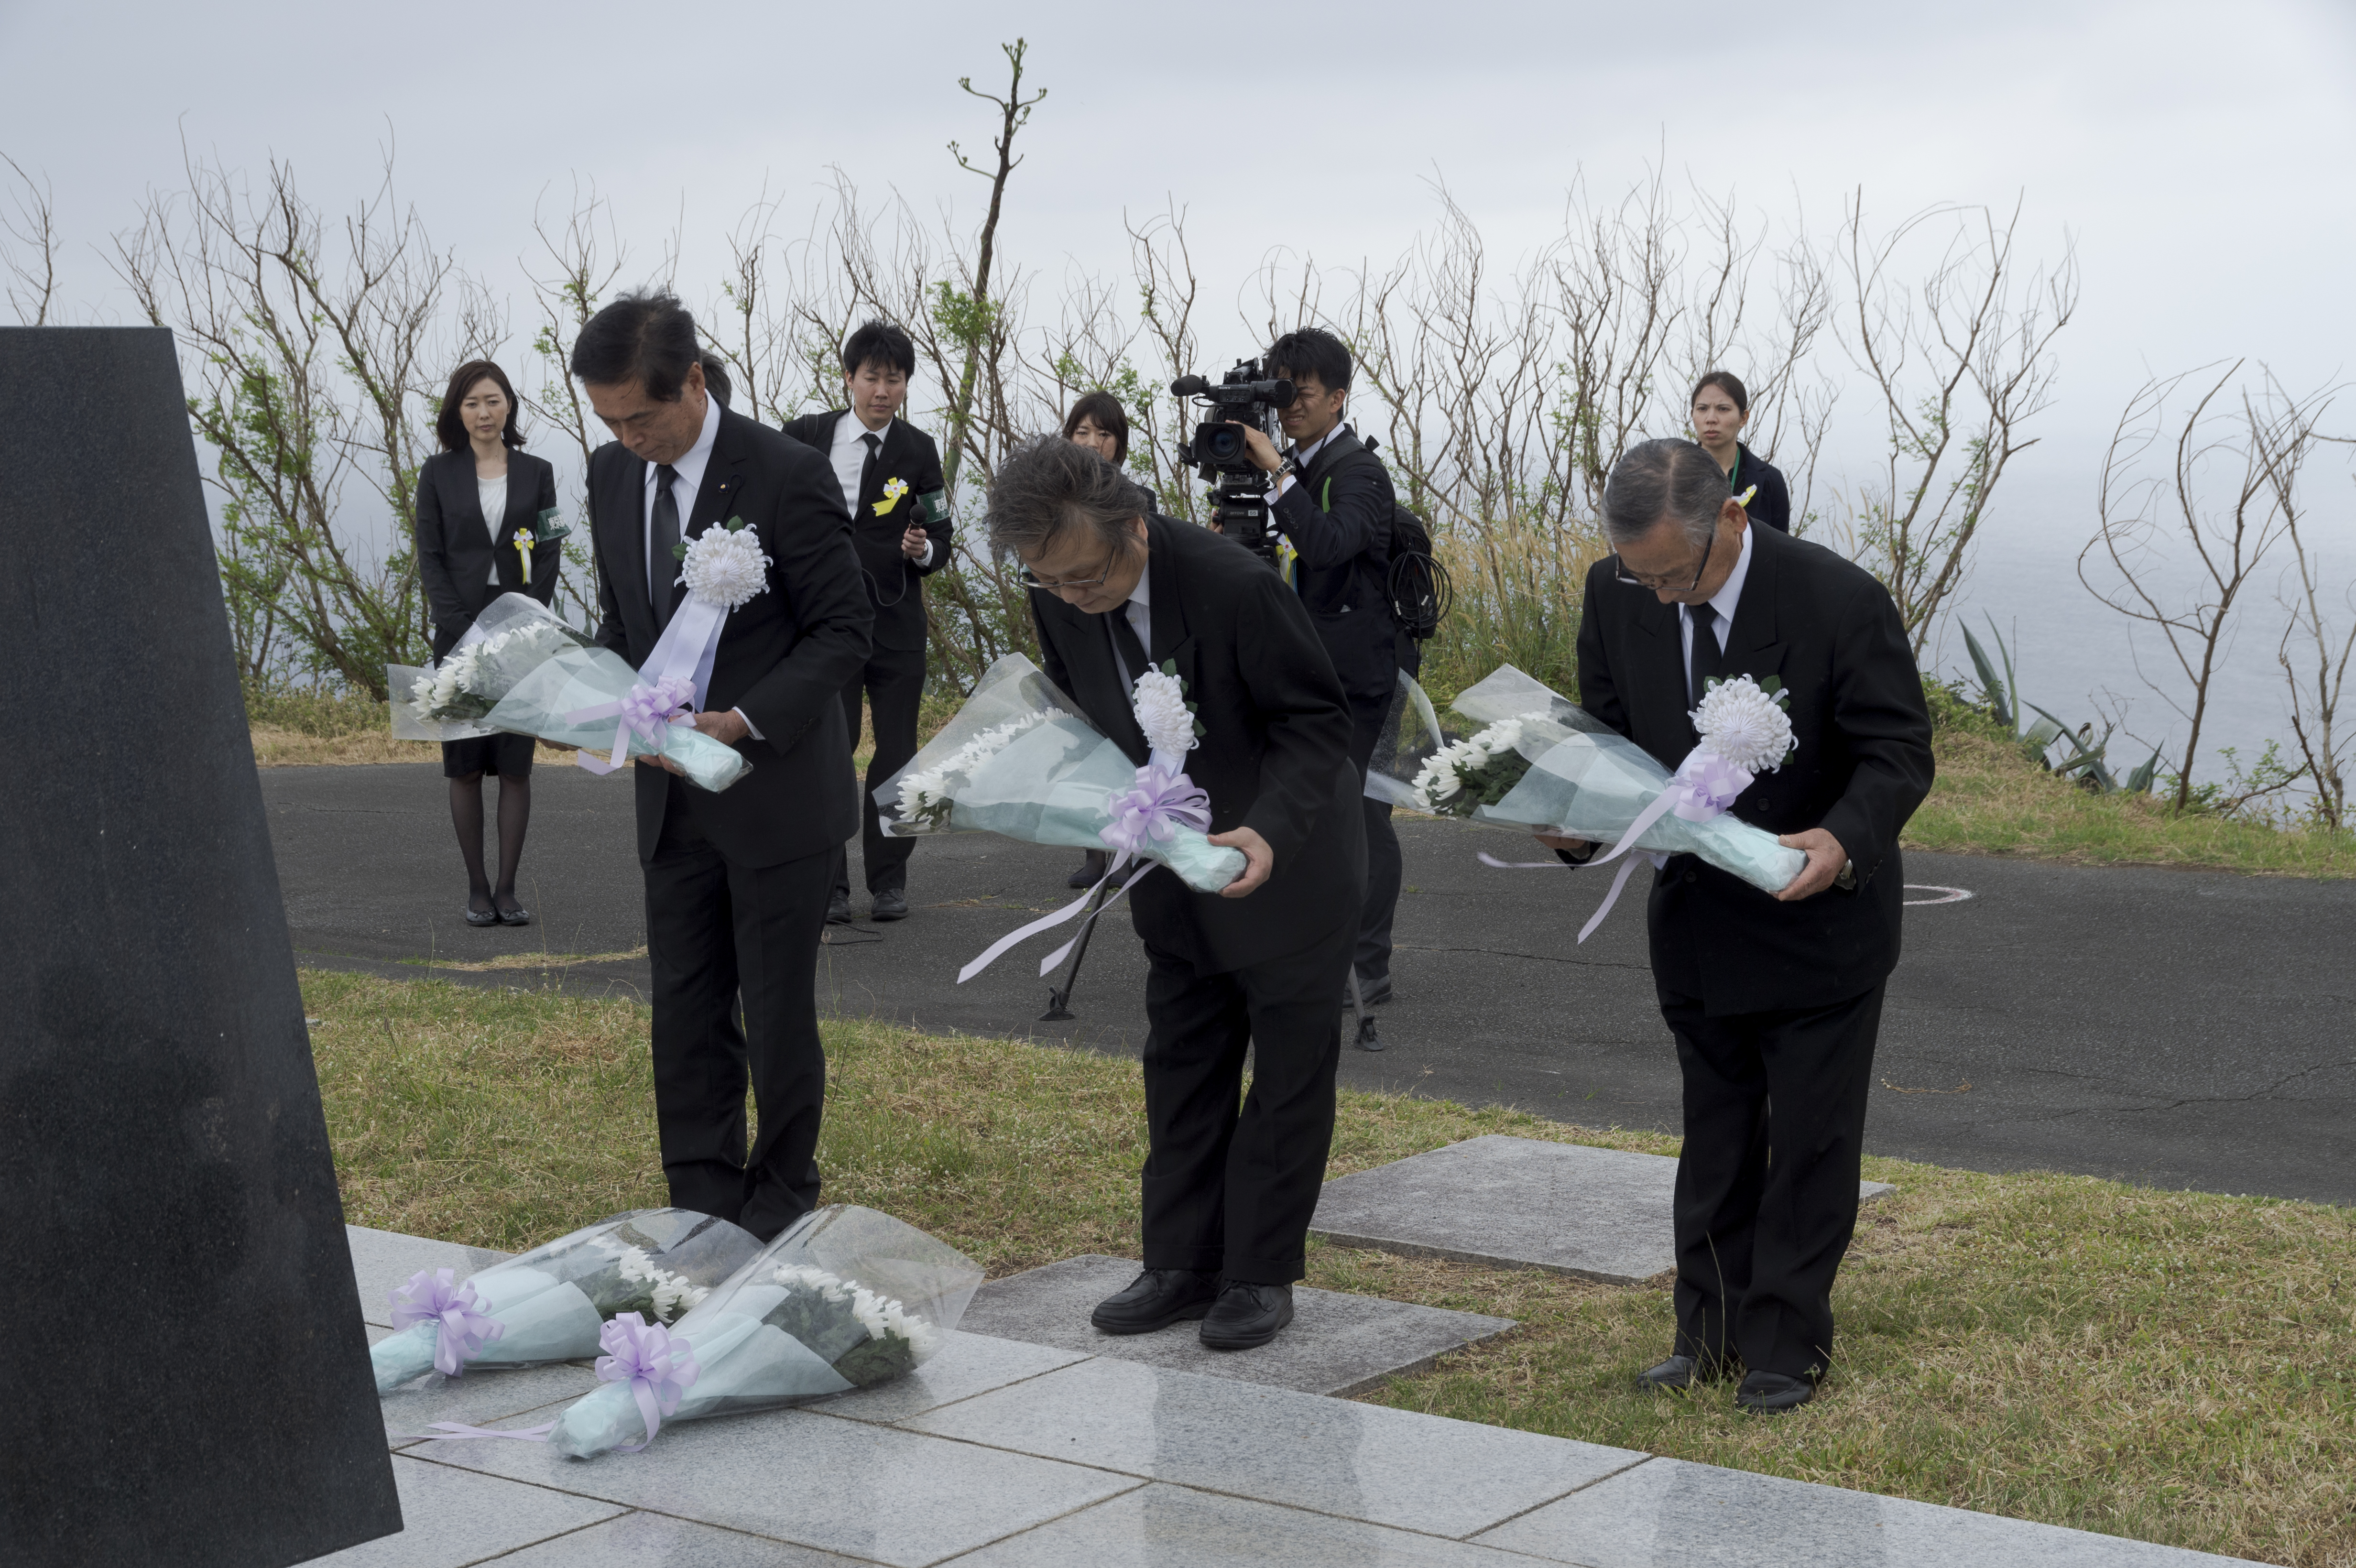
left=992, top=435, right=1365, bottom=1353
left=1542, top=437, right=1934, bottom=1413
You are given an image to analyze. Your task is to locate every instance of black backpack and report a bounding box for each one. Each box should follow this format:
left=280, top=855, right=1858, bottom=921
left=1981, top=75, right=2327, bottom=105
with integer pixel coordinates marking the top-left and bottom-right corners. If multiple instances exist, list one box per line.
left=1324, top=435, right=1448, bottom=641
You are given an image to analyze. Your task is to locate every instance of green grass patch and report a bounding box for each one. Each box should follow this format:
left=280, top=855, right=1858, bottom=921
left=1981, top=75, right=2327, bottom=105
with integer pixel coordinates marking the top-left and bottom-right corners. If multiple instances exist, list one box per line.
left=309, top=969, right=2354, bottom=1564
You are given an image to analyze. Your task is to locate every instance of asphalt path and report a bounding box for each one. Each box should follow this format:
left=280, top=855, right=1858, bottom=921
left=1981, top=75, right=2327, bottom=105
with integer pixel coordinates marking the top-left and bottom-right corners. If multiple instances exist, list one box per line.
left=264, top=762, right=2356, bottom=1208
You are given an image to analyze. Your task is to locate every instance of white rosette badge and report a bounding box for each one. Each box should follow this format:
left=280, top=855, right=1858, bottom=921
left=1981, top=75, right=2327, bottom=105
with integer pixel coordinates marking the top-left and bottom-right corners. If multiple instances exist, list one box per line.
left=568, top=518, right=772, bottom=776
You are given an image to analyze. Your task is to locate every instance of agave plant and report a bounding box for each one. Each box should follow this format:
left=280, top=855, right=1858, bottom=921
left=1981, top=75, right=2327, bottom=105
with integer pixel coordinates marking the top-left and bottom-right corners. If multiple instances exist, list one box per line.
left=1962, top=617, right=2160, bottom=795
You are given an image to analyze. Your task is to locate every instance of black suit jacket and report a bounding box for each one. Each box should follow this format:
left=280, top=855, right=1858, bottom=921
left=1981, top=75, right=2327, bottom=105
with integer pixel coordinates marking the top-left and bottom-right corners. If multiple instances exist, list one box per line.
left=1576, top=521, right=1934, bottom=1015
left=1030, top=516, right=1366, bottom=975
left=414, top=449, right=560, bottom=657
left=1270, top=427, right=1397, bottom=721
left=589, top=405, right=873, bottom=866
left=1732, top=444, right=1792, bottom=534
left=777, top=411, right=951, bottom=654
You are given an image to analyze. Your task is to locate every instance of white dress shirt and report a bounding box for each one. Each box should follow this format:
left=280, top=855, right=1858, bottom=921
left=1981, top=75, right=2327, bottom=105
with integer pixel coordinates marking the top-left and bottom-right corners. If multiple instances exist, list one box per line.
left=476, top=473, right=508, bottom=586
left=831, top=412, right=932, bottom=567
left=638, top=391, right=764, bottom=738
left=1678, top=521, right=1755, bottom=678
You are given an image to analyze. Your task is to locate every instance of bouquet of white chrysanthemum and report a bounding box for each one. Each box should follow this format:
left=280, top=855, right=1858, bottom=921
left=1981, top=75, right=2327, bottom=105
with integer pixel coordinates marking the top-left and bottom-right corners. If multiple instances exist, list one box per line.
left=1371, top=664, right=1806, bottom=918
left=371, top=1209, right=759, bottom=1393
left=545, top=1205, right=981, bottom=1459
left=388, top=597, right=598, bottom=743
left=874, top=653, right=1242, bottom=895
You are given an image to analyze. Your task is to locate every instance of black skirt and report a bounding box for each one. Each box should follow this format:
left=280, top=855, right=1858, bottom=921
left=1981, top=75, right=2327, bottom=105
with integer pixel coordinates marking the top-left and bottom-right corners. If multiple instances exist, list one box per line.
left=442, top=732, right=537, bottom=778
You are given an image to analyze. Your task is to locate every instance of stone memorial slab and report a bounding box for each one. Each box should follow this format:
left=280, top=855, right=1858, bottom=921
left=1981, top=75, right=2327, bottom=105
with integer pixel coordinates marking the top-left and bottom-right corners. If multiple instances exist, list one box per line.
left=957, top=1254, right=1515, bottom=1396
left=951, top=1482, right=1537, bottom=1566
left=1312, top=1135, right=1897, bottom=1285
left=0, top=327, right=401, bottom=1565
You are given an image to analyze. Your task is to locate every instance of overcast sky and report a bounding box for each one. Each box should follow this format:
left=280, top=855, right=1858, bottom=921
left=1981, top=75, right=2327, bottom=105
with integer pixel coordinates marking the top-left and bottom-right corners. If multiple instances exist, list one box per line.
left=6, top=0, right=2352, bottom=769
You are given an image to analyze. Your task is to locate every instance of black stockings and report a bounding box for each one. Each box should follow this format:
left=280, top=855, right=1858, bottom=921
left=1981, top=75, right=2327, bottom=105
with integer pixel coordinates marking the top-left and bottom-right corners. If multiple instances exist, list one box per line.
left=449, top=773, right=533, bottom=915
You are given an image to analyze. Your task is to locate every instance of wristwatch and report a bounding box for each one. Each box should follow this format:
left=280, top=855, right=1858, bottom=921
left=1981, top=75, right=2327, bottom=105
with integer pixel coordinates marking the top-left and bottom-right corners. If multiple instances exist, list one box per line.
left=1271, top=455, right=1298, bottom=483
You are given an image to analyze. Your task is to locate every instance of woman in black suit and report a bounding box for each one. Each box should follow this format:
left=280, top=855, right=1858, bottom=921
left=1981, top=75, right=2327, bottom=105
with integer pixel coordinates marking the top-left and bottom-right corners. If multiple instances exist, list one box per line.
left=414, top=359, right=561, bottom=927
left=1690, top=370, right=1793, bottom=533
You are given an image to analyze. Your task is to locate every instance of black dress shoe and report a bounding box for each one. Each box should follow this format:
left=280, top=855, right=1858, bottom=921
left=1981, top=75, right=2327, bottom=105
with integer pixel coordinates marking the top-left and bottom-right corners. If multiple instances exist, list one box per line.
left=1636, top=1353, right=1736, bottom=1392
left=1090, top=1268, right=1219, bottom=1335
left=870, top=889, right=908, bottom=922
left=1069, top=851, right=1108, bottom=889
left=1199, top=1282, right=1295, bottom=1350
left=464, top=897, right=499, bottom=928
left=494, top=898, right=532, bottom=926
left=827, top=891, right=853, bottom=925
left=1734, top=1371, right=1816, bottom=1413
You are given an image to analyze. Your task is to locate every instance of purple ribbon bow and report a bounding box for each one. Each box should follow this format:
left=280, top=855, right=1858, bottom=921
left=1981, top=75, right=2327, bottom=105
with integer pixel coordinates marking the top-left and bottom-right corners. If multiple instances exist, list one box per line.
left=596, top=1312, right=700, bottom=1453
left=568, top=675, right=695, bottom=770
left=1668, top=750, right=1753, bottom=821
left=388, top=1268, right=504, bottom=1377
left=1100, top=764, right=1212, bottom=856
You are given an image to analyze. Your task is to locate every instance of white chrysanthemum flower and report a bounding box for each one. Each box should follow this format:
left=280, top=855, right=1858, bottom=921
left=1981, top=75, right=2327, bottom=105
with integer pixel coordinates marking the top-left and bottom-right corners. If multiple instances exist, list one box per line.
left=1130, top=670, right=1196, bottom=756
left=679, top=526, right=773, bottom=610
left=1691, top=675, right=1794, bottom=773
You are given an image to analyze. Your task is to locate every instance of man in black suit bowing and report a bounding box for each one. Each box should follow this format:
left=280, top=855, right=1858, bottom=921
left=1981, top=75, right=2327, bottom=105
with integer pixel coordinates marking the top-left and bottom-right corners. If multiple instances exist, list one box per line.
left=989, top=436, right=1365, bottom=1350
left=1553, top=437, right=1933, bottom=1412
left=781, top=320, right=953, bottom=926
left=572, top=292, right=872, bottom=1242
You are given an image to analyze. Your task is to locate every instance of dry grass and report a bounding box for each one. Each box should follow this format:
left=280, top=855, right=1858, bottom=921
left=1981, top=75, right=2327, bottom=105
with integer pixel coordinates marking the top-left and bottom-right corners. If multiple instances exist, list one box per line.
left=1907, top=727, right=2356, bottom=878
left=308, top=968, right=2356, bottom=1565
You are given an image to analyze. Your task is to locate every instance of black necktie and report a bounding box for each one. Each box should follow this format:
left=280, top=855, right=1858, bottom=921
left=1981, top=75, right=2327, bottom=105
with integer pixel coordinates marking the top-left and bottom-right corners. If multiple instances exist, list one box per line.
left=1108, top=605, right=1149, bottom=689
left=651, top=463, right=681, bottom=631
left=859, top=431, right=882, bottom=511
left=1688, top=602, right=1726, bottom=710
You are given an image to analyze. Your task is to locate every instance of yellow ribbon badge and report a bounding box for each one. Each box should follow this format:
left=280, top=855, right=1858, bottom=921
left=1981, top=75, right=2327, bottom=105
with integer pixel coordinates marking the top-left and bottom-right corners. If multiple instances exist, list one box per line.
left=511, top=528, right=534, bottom=585
left=873, top=477, right=910, bottom=517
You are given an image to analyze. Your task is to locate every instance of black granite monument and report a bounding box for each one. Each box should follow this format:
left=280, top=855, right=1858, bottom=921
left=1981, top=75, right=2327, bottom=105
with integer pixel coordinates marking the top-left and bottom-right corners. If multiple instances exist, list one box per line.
left=0, top=329, right=402, bottom=1565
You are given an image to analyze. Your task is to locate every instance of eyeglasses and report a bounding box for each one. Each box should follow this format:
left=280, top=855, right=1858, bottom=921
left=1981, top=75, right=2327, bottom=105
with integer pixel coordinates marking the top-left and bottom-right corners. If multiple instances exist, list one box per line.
left=1612, top=519, right=1717, bottom=594
left=1018, top=551, right=1118, bottom=592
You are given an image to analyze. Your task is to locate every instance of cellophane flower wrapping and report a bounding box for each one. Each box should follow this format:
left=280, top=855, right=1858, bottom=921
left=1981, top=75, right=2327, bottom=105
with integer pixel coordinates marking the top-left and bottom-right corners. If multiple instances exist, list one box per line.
left=388, top=595, right=596, bottom=744
left=872, top=653, right=1244, bottom=893
left=371, top=1209, right=759, bottom=1393
left=548, top=1205, right=982, bottom=1458
left=1368, top=665, right=1805, bottom=894
left=474, top=616, right=751, bottom=794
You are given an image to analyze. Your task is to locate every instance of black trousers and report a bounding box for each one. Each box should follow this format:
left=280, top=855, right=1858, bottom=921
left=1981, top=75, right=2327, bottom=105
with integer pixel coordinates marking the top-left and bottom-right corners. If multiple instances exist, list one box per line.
left=1356, top=799, right=1401, bottom=982
left=830, top=642, right=927, bottom=898
left=1138, top=919, right=1354, bottom=1285
left=644, top=780, right=831, bottom=1241
left=1660, top=982, right=1885, bottom=1380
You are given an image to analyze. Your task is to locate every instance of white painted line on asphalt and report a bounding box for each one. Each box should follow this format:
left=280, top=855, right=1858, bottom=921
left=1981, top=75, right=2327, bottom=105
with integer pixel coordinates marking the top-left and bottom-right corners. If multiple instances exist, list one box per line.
left=1903, top=884, right=1974, bottom=905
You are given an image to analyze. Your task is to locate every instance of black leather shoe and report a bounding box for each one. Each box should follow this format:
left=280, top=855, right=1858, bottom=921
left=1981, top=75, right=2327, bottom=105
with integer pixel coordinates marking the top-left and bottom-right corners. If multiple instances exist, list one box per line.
left=827, top=891, right=853, bottom=925
left=494, top=898, right=531, bottom=926
left=464, top=896, right=499, bottom=928
left=1090, top=1269, right=1219, bottom=1335
left=1069, top=851, right=1107, bottom=890
left=870, top=889, right=909, bottom=922
left=1636, top=1353, right=1735, bottom=1392
left=1199, top=1282, right=1295, bottom=1350
left=1734, top=1371, right=1816, bottom=1413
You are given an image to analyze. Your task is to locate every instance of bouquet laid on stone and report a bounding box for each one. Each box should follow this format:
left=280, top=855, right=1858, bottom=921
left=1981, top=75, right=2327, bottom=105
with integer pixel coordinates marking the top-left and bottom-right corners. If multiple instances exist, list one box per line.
left=545, top=1204, right=982, bottom=1458
left=385, top=521, right=781, bottom=791
left=373, top=1209, right=760, bottom=1393
left=1371, top=664, right=1808, bottom=939
left=873, top=653, right=1247, bottom=980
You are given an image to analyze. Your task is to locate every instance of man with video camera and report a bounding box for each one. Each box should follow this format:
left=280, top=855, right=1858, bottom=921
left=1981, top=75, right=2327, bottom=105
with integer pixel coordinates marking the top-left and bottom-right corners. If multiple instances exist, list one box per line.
left=1226, top=327, right=1409, bottom=1007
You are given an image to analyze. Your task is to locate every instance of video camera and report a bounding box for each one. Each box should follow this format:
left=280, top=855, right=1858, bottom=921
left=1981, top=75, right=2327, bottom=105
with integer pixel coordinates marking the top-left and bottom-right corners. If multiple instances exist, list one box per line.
left=1170, top=359, right=1295, bottom=565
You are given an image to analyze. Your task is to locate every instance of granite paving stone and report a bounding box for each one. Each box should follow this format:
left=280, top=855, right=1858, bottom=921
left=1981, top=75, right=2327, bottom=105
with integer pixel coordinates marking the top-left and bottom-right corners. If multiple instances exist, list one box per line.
left=299, top=1453, right=624, bottom=1567
left=1310, top=1135, right=1896, bottom=1284
left=947, top=1482, right=1541, bottom=1566
left=803, top=1329, right=1089, bottom=1424
left=419, top=1405, right=1139, bottom=1566
left=377, top=1367, right=598, bottom=1449
left=958, top=1255, right=1516, bottom=1395
left=491, top=1510, right=868, bottom=1566
left=1472, top=1456, right=2243, bottom=1567
left=348, top=1223, right=510, bottom=1328
left=906, top=1357, right=1646, bottom=1539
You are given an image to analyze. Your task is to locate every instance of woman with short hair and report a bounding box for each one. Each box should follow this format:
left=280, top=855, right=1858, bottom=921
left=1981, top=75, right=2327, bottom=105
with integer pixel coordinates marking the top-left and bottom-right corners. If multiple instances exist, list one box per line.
left=1689, top=370, right=1792, bottom=534
left=414, top=359, right=561, bottom=927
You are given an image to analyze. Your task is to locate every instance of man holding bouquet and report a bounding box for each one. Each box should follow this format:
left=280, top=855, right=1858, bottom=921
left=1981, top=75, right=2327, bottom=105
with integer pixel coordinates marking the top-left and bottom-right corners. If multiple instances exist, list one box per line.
left=1551, top=437, right=1933, bottom=1412
left=988, top=437, right=1365, bottom=1350
left=573, top=292, right=872, bottom=1243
